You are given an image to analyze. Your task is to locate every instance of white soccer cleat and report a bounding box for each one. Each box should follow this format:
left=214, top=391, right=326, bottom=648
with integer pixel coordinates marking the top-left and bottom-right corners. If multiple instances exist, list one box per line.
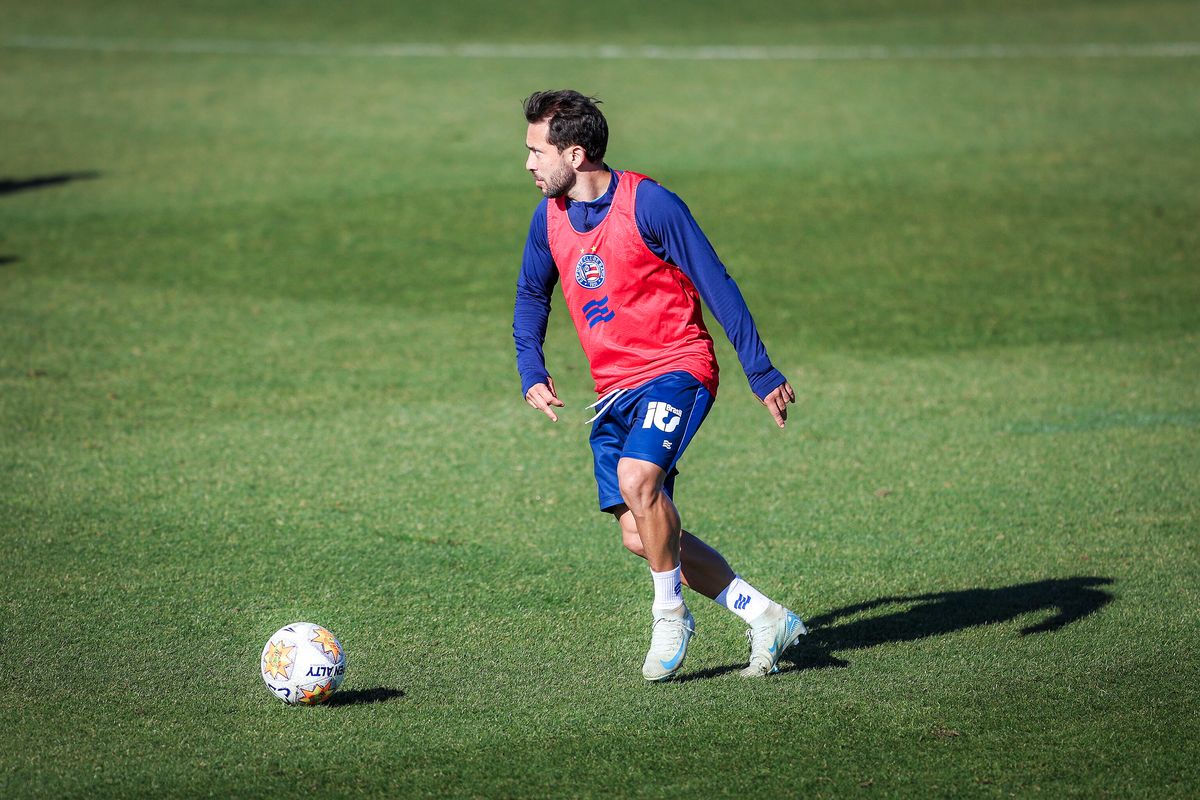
left=642, top=606, right=696, bottom=681
left=740, top=602, right=807, bottom=677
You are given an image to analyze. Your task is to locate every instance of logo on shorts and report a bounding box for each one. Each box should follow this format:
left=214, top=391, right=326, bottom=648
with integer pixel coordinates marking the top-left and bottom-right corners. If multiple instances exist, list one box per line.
left=643, top=401, right=682, bottom=433
left=575, top=251, right=606, bottom=289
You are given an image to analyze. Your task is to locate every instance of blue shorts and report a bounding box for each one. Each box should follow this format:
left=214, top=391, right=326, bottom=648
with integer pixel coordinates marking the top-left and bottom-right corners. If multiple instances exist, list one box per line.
left=589, top=371, right=715, bottom=512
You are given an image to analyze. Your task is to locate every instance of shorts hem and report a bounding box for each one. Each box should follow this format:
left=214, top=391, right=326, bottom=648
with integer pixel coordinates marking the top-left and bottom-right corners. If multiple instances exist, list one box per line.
left=619, top=450, right=673, bottom=469
left=599, top=496, right=625, bottom=513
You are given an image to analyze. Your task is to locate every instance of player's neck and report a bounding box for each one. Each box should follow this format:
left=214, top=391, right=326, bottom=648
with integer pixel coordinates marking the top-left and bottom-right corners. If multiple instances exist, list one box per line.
left=567, top=163, right=612, bottom=203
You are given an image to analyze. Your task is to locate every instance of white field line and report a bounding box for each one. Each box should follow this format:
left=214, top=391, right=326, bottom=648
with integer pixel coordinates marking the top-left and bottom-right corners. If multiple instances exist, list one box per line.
left=4, top=35, right=1200, bottom=61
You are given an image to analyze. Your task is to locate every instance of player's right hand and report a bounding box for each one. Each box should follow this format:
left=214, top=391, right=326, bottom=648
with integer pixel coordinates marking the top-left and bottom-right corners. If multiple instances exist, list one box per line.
left=525, top=378, right=564, bottom=422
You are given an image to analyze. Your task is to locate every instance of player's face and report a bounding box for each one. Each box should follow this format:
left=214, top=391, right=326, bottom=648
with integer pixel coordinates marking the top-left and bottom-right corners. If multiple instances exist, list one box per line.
left=525, top=120, right=576, bottom=199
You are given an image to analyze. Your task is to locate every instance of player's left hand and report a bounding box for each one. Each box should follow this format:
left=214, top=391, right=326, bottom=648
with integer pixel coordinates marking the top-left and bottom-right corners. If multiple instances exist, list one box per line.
left=761, top=381, right=796, bottom=428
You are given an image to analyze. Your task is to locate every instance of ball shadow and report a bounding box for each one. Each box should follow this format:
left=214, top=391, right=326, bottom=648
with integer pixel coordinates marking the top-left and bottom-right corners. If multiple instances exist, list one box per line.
left=326, top=687, right=406, bottom=707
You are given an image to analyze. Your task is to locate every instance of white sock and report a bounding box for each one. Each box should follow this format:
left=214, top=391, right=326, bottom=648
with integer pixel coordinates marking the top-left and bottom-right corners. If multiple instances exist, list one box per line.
left=718, top=576, right=771, bottom=623
left=651, top=565, right=684, bottom=615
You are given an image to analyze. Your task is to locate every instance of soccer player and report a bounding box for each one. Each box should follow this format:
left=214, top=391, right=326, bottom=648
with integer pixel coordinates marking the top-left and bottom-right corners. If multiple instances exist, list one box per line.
left=513, top=90, right=806, bottom=680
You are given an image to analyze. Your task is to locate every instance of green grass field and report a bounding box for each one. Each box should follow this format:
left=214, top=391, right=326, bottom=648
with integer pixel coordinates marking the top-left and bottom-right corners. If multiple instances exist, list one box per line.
left=3, top=1, right=1198, bottom=796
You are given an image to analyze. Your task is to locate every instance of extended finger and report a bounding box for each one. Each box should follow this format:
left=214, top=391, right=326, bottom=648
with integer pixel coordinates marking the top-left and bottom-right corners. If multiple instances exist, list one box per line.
left=534, top=395, right=559, bottom=421
left=530, top=391, right=560, bottom=421
left=769, top=396, right=787, bottom=427
left=524, top=390, right=550, bottom=416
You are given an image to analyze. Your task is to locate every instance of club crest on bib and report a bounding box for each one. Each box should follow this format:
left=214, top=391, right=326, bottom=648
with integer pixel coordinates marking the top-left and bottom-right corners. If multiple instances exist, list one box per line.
left=575, top=252, right=606, bottom=289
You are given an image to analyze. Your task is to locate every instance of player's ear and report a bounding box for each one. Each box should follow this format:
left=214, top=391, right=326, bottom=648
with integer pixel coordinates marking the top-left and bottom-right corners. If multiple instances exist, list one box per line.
left=569, top=145, right=585, bottom=168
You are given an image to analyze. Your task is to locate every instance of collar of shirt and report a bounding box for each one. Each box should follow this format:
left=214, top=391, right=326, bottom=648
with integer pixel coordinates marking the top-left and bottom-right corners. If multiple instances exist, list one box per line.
left=565, top=167, right=620, bottom=233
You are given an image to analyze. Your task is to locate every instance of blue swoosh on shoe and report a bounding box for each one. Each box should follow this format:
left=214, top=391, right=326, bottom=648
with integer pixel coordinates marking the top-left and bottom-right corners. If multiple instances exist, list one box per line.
left=659, top=643, right=687, bottom=671
left=763, top=614, right=804, bottom=661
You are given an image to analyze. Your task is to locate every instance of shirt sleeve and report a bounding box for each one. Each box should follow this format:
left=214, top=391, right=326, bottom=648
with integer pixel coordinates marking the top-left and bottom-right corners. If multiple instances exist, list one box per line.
left=513, top=199, right=560, bottom=397
left=634, top=180, right=787, bottom=400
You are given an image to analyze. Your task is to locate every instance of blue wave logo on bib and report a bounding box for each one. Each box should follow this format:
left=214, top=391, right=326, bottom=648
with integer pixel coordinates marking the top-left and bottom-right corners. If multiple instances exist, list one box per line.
left=575, top=252, right=606, bottom=289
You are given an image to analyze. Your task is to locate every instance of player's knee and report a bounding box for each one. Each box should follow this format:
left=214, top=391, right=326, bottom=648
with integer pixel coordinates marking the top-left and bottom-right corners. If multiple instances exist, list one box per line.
left=616, top=460, right=664, bottom=514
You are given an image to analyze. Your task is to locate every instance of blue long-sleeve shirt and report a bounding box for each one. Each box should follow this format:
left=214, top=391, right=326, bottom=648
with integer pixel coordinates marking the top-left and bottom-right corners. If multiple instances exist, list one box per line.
left=513, top=169, right=785, bottom=399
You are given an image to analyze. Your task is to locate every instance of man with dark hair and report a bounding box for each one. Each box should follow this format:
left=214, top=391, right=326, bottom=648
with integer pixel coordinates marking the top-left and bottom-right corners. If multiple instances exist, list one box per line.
left=513, top=89, right=806, bottom=681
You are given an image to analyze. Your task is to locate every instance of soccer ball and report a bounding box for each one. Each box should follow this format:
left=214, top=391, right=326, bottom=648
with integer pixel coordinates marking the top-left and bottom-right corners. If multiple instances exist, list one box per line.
left=260, top=622, right=347, bottom=705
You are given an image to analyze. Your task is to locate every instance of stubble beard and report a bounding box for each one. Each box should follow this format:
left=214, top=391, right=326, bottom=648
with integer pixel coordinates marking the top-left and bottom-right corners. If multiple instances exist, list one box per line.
left=541, top=161, right=576, bottom=199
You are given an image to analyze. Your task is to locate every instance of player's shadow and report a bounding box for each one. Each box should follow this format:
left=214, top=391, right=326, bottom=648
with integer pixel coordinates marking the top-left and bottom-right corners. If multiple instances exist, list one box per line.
left=325, top=687, right=406, bottom=706
left=679, top=576, right=1115, bottom=681
left=1, top=172, right=100, bottom=266
left=0, top=172, right=100, bottom=196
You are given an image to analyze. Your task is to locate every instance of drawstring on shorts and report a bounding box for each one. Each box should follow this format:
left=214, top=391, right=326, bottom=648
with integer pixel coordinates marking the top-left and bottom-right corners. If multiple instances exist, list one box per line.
left=584, top=388, right=627, bottom=424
